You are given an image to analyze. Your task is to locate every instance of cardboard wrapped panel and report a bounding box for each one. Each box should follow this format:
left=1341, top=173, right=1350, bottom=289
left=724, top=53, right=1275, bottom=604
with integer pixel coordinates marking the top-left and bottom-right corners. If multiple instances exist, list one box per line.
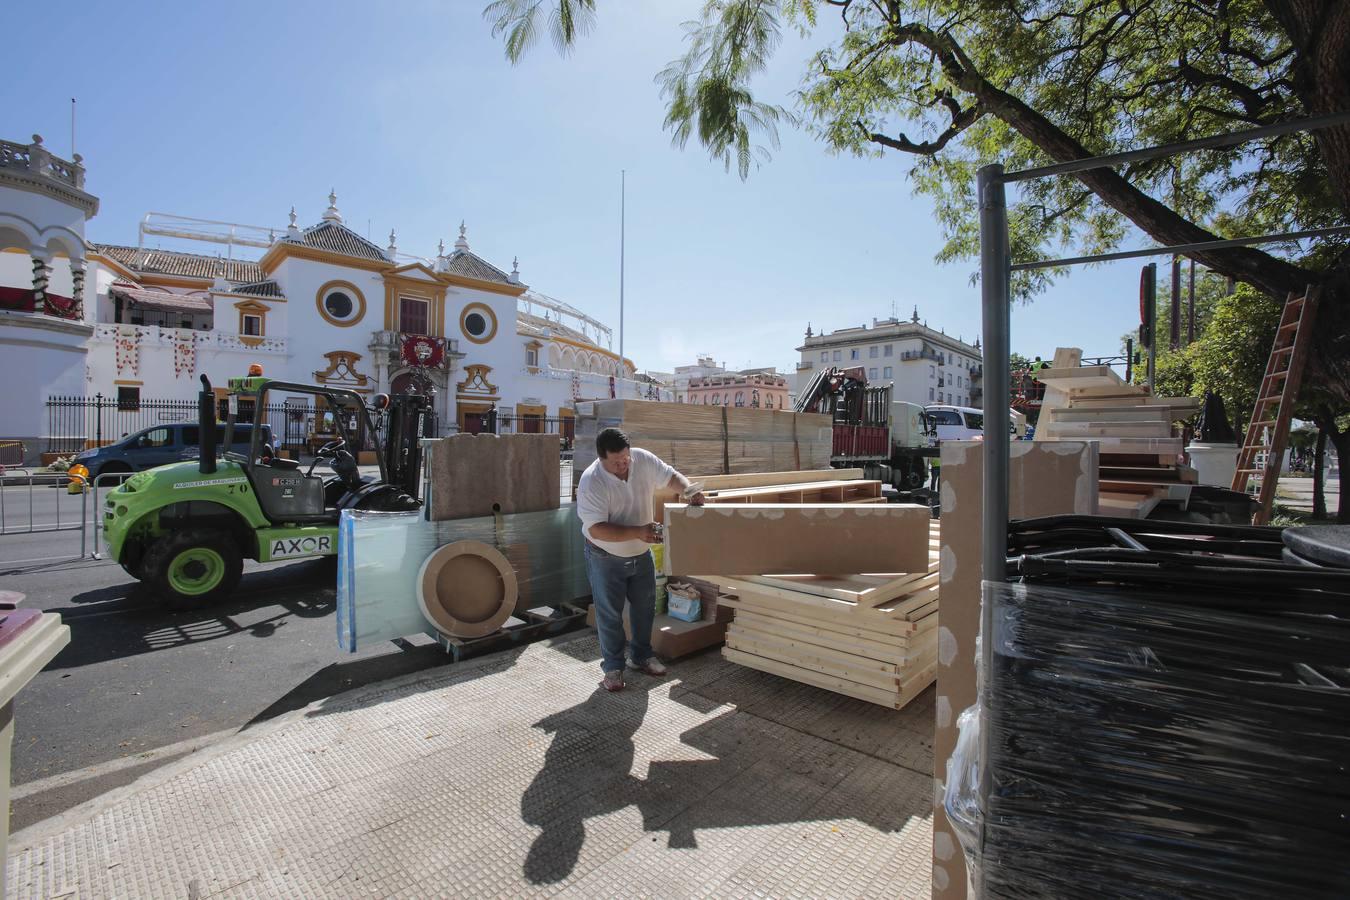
left=931, top=440, right=1098, bottom=900
left=664, top=503, right=931, bottom=576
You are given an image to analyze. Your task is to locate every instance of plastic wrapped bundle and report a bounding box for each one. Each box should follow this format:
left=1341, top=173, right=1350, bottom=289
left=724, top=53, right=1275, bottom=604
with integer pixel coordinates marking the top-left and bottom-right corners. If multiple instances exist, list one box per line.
left=336, top=507, right=590, bottom=652
left=952, top=578, right=1350, bottom=899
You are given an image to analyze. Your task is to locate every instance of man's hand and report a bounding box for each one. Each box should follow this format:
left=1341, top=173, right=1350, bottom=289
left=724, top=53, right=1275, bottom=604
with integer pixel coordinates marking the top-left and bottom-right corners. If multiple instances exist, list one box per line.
left=637, top=523, right=663, bottom=544
left=688, top=491, right=706, bottom=506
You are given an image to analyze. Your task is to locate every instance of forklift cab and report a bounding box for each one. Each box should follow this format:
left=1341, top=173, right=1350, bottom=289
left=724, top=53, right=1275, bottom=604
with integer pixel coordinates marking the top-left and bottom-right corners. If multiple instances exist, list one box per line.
left=224, top=376, right=384, bottom=524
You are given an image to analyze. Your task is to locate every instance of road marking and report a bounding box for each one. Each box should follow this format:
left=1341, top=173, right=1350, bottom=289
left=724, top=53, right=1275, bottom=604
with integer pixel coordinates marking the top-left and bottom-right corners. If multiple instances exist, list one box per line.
left=11, top=726, right=241, bottom=801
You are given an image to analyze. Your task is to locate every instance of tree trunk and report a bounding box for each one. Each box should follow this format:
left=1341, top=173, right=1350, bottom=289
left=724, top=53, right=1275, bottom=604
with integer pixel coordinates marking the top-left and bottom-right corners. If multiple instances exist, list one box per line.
left=1330, top=427, right=1350, bottom=524
left=1313, top=427, right=1328, bottom=519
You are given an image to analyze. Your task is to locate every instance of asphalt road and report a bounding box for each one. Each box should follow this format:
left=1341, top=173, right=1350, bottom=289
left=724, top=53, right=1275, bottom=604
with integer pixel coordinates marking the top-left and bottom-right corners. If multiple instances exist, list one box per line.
left=1, top=547, right=458, bottom=833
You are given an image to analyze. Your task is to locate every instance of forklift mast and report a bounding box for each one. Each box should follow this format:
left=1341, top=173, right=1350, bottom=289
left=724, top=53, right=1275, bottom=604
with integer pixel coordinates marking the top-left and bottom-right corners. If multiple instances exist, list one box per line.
left=382, top=392, right=436, bottom=499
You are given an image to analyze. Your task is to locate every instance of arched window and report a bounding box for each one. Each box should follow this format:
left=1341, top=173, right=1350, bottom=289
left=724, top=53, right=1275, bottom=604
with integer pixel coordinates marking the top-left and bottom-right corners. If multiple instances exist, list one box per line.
left=712, top=393, right=720, bottom=405
left=751, top=390, right=760, bottom=407
left=735, top=391, right=744, bottom=407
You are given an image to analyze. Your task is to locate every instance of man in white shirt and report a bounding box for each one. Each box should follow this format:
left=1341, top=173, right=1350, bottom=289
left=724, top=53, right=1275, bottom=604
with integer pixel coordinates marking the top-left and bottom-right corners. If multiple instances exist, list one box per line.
left=576, top=427, right=705, bottom=692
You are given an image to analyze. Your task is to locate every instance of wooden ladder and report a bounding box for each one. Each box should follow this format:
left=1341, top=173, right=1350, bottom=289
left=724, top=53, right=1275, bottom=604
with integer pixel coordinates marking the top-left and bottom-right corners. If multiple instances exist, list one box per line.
left=1231, top=286, right=1320, bottom=525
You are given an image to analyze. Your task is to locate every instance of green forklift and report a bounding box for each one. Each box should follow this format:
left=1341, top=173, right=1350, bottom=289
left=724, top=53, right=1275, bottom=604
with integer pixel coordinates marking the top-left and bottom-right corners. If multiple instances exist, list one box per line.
left=103, top=372, right=433, bottom=606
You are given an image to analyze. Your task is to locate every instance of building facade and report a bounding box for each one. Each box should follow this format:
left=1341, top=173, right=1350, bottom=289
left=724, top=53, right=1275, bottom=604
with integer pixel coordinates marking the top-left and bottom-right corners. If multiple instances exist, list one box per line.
left=795, top=310, right=983, bottom=409
left=0, top=135, right=670, bottom=463
left=685, top=368, right=790, bottom=409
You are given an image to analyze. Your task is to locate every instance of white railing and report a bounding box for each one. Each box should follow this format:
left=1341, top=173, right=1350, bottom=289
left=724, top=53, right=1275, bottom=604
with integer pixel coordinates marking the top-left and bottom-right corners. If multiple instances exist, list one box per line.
left=0, top=136, right=84, bottom=189
left=92, top=323, right=287, bottom=353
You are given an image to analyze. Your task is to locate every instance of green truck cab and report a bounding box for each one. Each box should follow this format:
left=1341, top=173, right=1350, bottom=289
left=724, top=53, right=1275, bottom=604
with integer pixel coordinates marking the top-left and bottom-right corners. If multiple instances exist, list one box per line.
left=103, top=373, right=432, bottom=606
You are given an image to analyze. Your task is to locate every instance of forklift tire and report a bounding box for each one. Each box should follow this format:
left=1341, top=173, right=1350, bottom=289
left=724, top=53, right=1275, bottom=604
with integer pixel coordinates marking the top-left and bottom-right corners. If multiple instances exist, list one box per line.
left=142, top=529, right=243, bottom=609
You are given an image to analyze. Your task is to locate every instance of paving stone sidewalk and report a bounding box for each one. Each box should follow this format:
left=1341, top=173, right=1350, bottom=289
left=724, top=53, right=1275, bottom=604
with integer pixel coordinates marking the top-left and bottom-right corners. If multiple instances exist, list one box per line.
left=8, top=633, right=936, bottom=898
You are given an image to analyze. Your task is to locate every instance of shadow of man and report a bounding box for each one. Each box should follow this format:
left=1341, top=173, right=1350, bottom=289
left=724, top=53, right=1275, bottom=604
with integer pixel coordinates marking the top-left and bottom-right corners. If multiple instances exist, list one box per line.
left=521, top=682, right=651, bottom=884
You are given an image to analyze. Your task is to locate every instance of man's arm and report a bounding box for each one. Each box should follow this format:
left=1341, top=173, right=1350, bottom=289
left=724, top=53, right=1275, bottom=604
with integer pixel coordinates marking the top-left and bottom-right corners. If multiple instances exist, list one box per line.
left=588, top=521, right=661, bottom=543
left=666, top=471, right=706, bottom=506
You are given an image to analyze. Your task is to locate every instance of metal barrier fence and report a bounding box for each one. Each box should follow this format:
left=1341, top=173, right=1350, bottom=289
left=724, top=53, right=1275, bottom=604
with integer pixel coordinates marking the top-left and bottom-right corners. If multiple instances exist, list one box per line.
left=0, top=472, right=90, bottom=560
left=0, top=441, right=25, bottom=467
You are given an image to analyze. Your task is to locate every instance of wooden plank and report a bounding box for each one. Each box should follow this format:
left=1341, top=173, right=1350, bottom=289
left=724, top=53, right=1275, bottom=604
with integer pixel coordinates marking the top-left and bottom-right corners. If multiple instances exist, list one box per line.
left=1040, top=420, right=1173, bottom=439
left=718, top=594, right=919, bottom=637
left=750, top=567, right=935, bottom=607
left=878, top=583, right=940, bottom=619
left=1034, top=365, right=1128, bottom=389
left=722, top=647, right=901, bottom=707
left=665, top=502, right=931, bottom=576
left=1066, top=394, right=1199, bottom=411
left=707, top=577, right=886, bottom=618
left=1044, top=405, right=1172, bottom=423
left=708, top=480, right=882, bottom=503
left=653, top=468, right=864, bottom=508
left=730, top=610, right=917, bottom=663
left=728, top=625, right=903, bottom=679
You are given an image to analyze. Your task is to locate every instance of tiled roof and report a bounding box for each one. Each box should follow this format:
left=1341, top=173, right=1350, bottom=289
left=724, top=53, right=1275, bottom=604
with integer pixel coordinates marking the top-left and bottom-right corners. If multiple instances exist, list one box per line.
left=516, top=310, right=595, bottom=346
left=95, top=244, right=264, bottom=283
left=109, top=284, right=213, bottom=313
left=293, top=221, right=390, bottom=262
left=444, top=250, right=514, bottom=285
left=232, top=280, right=285, bottom=299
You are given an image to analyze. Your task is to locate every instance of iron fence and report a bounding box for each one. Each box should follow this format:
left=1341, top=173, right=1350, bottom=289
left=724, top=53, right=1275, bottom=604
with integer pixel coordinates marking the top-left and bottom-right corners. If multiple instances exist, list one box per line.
left=42, top=395, right=378, bottom=455
left=466, top=414, right=577, bottom=452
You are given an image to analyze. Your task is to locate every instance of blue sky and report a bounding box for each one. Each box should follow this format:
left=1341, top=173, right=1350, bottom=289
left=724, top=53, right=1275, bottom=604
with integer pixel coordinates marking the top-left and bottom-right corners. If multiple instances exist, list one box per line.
left=4, top=1, right=1155, bottom=374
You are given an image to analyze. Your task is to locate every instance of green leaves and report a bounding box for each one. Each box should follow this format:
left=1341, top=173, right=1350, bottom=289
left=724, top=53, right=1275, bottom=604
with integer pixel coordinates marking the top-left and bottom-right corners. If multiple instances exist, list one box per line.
left=484, top=0, right=597, bottom=63
left=656, top=2, right=793, bottom=179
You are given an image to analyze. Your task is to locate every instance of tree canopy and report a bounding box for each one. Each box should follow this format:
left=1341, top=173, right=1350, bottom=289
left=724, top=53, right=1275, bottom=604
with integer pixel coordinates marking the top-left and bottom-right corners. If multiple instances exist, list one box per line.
left=484, top=1, right=1350, bottom=404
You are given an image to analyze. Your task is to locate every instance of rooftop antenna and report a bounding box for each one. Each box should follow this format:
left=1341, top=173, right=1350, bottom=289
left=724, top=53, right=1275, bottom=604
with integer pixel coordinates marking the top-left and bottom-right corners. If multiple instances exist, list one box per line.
left=70, top=98, right=76, bottom=158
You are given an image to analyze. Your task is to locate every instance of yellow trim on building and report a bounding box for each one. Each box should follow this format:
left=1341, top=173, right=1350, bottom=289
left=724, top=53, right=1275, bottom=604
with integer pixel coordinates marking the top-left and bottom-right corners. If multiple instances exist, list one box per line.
left=459, top=303, right=498, bottom=344
left=113, top=379, right=144, bottom=386
left=260, top=242, right=393, bottom=276
left=382, top=267, right=447, bottom=335
left=234, top=299, right=269, bottom=341
left=315, top=280, right=367, bottom=328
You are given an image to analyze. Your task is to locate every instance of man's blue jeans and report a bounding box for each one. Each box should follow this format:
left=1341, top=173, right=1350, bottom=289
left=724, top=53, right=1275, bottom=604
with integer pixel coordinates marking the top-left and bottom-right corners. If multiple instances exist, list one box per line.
left=584, top=542, right=655, bottom=674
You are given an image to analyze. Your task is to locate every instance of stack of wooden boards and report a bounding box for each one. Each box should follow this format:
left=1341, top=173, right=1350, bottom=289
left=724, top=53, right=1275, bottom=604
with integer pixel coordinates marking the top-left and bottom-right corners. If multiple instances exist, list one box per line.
left=573, top=400, right=833, bottom=495
left=700, top=519, right=941, bottom=709
left=1034, top=347, right=1201, bottom=518
left=656, top=470, right=938, bottom=709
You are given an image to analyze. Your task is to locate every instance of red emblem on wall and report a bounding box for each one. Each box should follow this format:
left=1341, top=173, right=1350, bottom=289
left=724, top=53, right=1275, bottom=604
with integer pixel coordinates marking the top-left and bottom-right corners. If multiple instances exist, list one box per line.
left=400, top=334, right=445, bottom=368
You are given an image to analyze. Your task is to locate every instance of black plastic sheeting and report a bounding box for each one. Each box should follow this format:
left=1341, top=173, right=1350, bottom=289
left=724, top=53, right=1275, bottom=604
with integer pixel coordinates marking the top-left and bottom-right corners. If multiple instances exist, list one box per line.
left=950, top=519, right=1350, bottom=899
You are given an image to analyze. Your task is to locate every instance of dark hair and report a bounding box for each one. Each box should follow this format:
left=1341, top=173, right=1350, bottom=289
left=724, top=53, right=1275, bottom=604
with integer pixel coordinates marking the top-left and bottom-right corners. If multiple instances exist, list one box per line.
left=596, top=427, right=631, bottom=458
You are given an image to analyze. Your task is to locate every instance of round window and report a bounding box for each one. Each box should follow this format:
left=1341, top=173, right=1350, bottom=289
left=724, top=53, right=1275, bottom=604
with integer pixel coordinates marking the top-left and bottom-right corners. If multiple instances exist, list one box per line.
left=316, top=282, right=366, bottom=327
left=324, top=291, right=353, bottom=319
left=464, top=312, right=487, bottom=337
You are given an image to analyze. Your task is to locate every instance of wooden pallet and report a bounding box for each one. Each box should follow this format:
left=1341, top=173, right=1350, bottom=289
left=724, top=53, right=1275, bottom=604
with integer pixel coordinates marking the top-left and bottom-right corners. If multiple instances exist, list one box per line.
left=707, top=520, right=940, bottom=709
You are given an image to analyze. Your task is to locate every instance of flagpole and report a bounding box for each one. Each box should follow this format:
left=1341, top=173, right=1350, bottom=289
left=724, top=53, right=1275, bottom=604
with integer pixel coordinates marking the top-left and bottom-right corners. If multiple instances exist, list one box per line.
left=619, top=170, right=625, bottom=385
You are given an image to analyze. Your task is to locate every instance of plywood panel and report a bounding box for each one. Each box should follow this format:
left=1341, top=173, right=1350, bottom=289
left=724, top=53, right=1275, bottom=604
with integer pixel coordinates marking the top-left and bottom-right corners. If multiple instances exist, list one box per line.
left=427, top=434, right=560, bottom=521
left=664, top=503, right=930, bottom=576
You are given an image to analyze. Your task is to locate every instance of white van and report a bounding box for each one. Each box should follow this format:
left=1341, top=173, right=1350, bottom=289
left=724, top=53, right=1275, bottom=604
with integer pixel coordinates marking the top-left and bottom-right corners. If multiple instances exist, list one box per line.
left=925, top=405, right=1027, bottom=444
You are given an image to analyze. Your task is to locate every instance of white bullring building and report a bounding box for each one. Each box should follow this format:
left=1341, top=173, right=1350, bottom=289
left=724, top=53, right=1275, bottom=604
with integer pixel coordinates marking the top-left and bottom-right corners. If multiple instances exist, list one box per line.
left=0, top=134, right=667, bottom=464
